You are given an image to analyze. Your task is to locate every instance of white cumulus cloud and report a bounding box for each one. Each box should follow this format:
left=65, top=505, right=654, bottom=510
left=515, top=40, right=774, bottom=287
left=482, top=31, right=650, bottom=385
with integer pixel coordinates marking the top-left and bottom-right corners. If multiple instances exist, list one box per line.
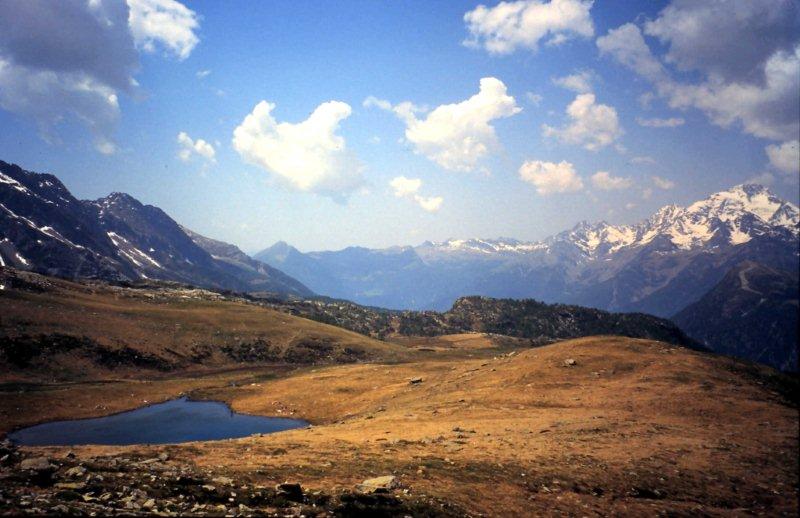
left=652, top=175, right=675, bottom=189
left=542, top=93, right=622, bottom=151
left=414, top=195, right=444, bottom=213
left=765, top=140, right=799, bottom=176
left=591, top=171, right=632, bottom=190
left=389, top=176, right=422, bottom=197
left=177, top=131, right=215, bottom=163
left=366, top=77, right=521, bottom=172
left=363, top=96, right=393, bottom=111
left=519, top=160, right=584, bottom=195
left=463, top=0, right=594, bottom=54
left=597, top=23, right=669, bottom=82
left=552, top=70, right=593, bottom=93
left=127, top=0, right=200, bottom=60
left=232, top=100, right=363, bottom=197
left=389, top=176, right=443, bottom=212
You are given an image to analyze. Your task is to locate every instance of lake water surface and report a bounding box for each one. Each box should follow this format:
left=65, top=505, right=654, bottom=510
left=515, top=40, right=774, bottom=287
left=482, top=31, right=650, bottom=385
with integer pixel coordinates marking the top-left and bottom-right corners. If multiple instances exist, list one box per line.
left=8, top=397, right=308, bottom=446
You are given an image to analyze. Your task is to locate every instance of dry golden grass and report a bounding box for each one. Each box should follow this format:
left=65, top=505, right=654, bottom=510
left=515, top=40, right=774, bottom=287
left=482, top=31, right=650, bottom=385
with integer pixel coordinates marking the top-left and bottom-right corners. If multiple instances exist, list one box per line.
left=4, top=336, right=797, bottom=515
left=0, top=277, right=409, bottom=381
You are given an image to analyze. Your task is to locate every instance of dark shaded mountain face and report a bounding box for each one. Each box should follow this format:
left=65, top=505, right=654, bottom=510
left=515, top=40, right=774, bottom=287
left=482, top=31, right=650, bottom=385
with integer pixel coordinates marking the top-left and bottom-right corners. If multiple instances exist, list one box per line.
left=0, top=160, right=311, bottom=297
left=433, top=296, right=700, bottom=348
left=263, top=294, right=699, bottom=349
left=257, top=184, right=799, bottom=315
left=673, top=262, right=799, bottom=372
left=1, top=161, right=132, bottom=280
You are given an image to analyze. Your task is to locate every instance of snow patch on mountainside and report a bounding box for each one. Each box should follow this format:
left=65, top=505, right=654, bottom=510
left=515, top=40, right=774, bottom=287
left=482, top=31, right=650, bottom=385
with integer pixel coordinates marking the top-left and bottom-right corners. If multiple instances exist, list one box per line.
left=0, top=172, right=29, bottom=194
left=107, top=231, right=162, bottom=269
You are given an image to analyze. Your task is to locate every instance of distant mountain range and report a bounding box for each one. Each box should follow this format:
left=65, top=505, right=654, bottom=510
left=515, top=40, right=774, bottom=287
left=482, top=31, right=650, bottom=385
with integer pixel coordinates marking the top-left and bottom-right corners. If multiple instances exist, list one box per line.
left=2, top=159, right=797, bottom=371
left=255, top=183, right=799, bottom=371
left=0, top=160, right=312, bottom=297
left=257, top=184, right=798, bottom=318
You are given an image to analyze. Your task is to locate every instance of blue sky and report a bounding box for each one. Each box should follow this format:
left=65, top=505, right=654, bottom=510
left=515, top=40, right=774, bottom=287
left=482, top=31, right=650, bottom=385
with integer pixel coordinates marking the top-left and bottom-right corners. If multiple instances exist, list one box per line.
left=1, top=0, right=797, bottom=252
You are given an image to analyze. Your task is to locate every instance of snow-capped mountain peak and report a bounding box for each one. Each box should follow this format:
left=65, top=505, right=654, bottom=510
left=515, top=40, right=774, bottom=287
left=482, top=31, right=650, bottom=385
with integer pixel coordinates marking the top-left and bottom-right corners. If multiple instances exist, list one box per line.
left=421, top=237, right=546, bottom=257
left=418, top=184, right=797, bottom=259
left=686, top=184, right=796, bottom=226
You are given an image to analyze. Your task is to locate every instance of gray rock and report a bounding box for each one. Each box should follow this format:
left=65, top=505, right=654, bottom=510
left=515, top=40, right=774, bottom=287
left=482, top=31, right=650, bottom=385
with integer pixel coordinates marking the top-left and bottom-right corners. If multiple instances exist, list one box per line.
left=20, top=457, right=53, bottom=472
left=64, top=466, right=87, bottom=479
left=356, top=475, right=400, bottom=494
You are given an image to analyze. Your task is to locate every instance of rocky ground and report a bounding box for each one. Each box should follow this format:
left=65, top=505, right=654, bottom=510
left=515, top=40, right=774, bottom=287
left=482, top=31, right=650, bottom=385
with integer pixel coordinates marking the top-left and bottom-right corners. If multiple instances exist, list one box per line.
left=0, top=440, right=461, bottom=516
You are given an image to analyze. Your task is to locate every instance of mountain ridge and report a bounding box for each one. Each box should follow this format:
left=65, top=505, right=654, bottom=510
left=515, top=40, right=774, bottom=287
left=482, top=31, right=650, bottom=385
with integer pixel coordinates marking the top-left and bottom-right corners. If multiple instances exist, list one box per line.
left=0, top=159, right=312, bottom=297
left=256, top=183, right=799, bottom=315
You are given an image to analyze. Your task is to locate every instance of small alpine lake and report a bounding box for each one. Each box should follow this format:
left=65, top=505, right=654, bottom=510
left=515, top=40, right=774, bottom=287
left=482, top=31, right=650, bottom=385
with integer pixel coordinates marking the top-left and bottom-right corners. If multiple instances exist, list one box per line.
left=8, top=397, right=308, bottom=446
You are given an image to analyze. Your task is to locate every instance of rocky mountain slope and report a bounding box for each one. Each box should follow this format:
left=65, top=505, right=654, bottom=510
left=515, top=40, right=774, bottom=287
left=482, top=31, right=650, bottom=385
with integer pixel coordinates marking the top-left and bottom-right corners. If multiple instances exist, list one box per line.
left=0, top=160, right=311, bottom=297
left=673, top=261, right=798, bottom=371
left=257, top=184, right=798, bottom=316
left=262, top=294, right=698, bottom=349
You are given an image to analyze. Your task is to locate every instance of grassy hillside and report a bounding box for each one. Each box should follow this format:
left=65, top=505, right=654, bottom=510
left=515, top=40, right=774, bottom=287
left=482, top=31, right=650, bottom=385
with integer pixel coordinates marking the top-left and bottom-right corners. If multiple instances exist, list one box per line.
left=0, top=336, right=795, bottom=515
left=0, top=268, right=408, bottom=381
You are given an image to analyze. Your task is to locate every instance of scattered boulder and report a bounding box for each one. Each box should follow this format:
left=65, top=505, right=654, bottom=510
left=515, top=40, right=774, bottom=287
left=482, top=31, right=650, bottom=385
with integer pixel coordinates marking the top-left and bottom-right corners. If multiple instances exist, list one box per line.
left=276, top=482, right=304, bottom=502
left=356, top=475, right=400, bottom=494
left=63, top=466, right=87, bottom=479
left=564, top=358, right=577, bottom=366
left=409, top=377, right=423, bottom=384
left=54, top=482, right=86, bottom=491
left=20, top=457, right=53, bottom=472
left=0, top=452, right=454, bottom=516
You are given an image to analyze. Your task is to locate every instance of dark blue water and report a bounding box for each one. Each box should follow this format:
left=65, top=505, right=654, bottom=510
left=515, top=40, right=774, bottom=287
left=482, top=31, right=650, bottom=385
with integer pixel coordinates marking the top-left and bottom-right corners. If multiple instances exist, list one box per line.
left=8, top=397, right=308, bottom=446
